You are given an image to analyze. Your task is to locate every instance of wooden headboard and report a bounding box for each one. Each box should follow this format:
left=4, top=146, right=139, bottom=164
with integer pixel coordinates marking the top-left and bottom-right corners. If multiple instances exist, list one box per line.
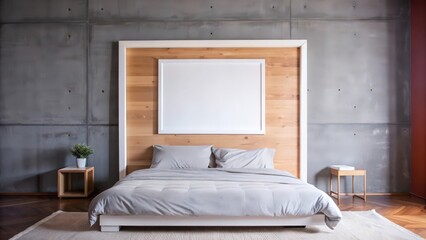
left=119, top=40, right=307, bottom=181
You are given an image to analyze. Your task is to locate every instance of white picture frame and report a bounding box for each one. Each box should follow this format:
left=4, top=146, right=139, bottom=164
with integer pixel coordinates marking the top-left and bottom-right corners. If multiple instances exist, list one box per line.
left=158, top=59, right=265, bottom=134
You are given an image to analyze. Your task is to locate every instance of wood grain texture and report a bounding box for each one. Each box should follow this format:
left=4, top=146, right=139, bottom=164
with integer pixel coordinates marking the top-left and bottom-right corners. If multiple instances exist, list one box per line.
left=338, top=195, right=426, bottom=238
left=126, top=48, right=300, bottom=176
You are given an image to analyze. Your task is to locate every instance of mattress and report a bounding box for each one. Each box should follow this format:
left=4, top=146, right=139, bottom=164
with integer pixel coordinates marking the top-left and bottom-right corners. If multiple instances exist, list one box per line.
left=88, top=168, right=342, bottom=229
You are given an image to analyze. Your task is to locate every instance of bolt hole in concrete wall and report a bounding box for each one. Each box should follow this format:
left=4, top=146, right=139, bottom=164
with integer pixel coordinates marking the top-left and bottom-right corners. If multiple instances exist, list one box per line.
left=0, top=0, right=410, bottom=194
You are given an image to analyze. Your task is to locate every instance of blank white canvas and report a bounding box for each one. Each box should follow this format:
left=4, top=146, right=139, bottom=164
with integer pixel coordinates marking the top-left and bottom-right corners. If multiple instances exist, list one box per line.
left=158, top=59, right=265, bottom=134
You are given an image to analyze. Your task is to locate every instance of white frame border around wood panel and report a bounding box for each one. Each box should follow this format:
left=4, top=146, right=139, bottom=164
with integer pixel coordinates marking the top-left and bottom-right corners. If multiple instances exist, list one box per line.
left=118, top=40, right=308, bottom=182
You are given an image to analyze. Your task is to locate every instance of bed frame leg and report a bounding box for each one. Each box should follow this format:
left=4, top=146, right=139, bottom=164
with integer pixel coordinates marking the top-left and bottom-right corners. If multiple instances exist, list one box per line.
left=101, top=225, right=120, bottom=232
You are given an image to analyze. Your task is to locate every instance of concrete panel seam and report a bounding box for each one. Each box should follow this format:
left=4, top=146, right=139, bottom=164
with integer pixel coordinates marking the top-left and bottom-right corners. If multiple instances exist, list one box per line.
left=290, top=18, right=409, bottom=22
left=308, top=123, right=411, bottom=126
left=289, top=0, right=292, bottom=39
left=86, top=19, right=292, bottom=25
left=86, top=21, right=90, bottom=147
left=0, top=20, right=89, bottom=24
left=0, top=124, right=119, bottom=127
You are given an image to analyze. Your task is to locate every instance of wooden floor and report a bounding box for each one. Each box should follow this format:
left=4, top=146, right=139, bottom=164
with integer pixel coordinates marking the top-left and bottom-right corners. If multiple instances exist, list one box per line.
left=0, top=195, right=425, bottom=239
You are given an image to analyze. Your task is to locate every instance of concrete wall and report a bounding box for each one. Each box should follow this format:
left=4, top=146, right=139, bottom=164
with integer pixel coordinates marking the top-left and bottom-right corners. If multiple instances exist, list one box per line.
left=0, top=0, right=410, bottom=193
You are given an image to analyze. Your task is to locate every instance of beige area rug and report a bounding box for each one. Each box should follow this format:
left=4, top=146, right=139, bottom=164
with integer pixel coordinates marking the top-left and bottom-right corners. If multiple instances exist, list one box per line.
left=10, top=210, right=423, bottom=240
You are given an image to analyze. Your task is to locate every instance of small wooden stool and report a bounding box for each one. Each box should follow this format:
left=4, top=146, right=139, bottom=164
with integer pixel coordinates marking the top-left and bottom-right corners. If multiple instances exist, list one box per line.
left=329, top=167, right=366, bottom=205
left=58, top=167, right=94, bottom=198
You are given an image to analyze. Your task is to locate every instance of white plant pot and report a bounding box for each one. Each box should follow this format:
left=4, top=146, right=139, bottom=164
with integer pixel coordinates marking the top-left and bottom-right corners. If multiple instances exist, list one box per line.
left=77, top=158, right=87, bottom=168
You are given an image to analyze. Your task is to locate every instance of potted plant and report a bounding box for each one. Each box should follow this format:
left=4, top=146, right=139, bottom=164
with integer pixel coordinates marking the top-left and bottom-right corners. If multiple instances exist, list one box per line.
left=70, top=143, right=94, bottom=168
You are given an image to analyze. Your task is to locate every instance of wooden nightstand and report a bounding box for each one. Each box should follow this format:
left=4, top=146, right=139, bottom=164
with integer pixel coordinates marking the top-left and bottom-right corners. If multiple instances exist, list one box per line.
left=58, top=167, right=94, bottom=198
left=329, top=168, right=366, bottom=205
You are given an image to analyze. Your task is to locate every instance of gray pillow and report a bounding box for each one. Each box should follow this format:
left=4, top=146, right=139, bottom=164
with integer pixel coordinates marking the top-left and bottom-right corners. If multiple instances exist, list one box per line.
left=151, top=145, right=214, bottom=169
left=213, top=147, right=275, bottom=169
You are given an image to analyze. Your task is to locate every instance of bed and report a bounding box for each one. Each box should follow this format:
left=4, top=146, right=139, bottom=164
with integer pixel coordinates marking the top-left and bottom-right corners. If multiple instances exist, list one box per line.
left=89, top=168, right=341, bottom=232
left=90, top=40, right=342, bottom=232
left=89, top=146, right=342, bottom=232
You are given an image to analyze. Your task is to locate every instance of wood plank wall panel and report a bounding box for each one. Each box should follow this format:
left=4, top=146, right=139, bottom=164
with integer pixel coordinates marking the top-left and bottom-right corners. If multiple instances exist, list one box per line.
left=126, top=48, right=300, bottom=176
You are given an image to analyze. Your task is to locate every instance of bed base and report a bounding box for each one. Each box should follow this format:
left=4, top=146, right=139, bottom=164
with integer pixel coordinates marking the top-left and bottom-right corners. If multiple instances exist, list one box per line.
left=99, top=214, right=325, bottom=232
